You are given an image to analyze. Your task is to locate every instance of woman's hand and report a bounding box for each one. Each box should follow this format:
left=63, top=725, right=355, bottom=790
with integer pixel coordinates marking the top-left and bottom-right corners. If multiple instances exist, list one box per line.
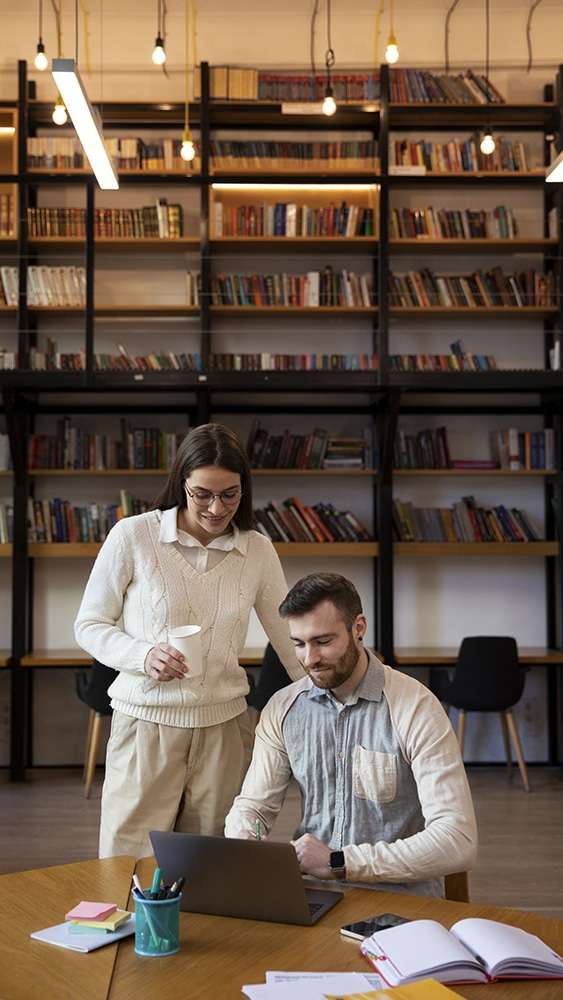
left=144, top=644, right=188, bottom=682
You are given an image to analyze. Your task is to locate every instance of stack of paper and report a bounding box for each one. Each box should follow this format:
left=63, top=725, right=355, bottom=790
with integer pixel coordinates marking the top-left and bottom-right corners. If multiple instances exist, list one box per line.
left=241, top=975, right=464, bottom=999
left=31, top=899, right=135, bottom=953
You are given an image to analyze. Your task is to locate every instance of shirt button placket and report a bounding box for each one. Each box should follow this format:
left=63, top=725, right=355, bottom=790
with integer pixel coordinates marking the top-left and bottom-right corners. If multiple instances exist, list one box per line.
left=333, top=707, right=347, bottom=846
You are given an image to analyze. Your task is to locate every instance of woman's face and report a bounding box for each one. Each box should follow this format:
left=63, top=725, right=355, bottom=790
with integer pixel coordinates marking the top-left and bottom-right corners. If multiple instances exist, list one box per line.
left=183, top=465, right=242, bottom=539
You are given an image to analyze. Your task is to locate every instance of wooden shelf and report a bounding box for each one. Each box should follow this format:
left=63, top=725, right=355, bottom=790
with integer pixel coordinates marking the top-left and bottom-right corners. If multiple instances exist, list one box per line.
left=395, top=542, right=558, bottom=556
left=27, top=168, right=198, bottom=178
left=210, top=305, right=376, bottom=314
left=394, top=468, right=555, bottom=477
left=19, top=645, right=265, bottom=667
left=211, top=237, right=378, bottom=253
left=95, top=305, right=199, bottom=316
left=275, top=542, right=378, bottom=556
left=28, top=467, right=377, bottom=478
left=251, top=468, right=377, bottom=476
left=28, top=237, right=200, bottom=251
left=0, top=545, right=11, bottom=557
left=390, top=306, right=557, bottom=318
left=394, top=645, right=563, bottom=665
left=24, top=541, right=378, bottom=558
left=390, top=238, right=557, bottom=254
left=0, top=651, right=10, bottom=667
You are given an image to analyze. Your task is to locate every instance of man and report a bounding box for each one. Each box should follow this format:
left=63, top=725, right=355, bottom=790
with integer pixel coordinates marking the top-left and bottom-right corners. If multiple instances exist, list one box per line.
left=225, top=573, right=477, bottom=896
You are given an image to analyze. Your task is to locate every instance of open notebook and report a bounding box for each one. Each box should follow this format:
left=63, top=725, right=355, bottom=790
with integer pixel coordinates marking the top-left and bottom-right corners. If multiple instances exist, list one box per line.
left=360, top=917, right=563, bottom=987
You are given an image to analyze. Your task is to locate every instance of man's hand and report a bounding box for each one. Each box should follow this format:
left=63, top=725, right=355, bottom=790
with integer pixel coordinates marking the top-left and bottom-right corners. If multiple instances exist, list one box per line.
left=236, top=829, right=270, bottom=841
left=144, top=644, right=188, bottom=682
left=290, top=833, right=333, bottom=879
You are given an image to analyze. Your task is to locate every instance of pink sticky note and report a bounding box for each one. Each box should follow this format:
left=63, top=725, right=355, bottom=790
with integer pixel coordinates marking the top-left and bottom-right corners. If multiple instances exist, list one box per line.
left=64, top=901, right=117, bottom=922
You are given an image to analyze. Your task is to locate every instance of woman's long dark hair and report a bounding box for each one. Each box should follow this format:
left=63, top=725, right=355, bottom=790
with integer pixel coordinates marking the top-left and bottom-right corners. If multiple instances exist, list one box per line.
left=153, top=423, right=253, bottom=530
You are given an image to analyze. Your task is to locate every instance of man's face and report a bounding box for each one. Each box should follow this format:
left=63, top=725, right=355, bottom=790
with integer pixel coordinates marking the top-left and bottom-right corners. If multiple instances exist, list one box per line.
left=288, top=599, right=366, bottom=690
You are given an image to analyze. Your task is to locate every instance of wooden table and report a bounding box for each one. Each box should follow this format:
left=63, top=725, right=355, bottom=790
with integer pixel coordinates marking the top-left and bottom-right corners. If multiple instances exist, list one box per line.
left=3, top=856, right=562, bottom=1000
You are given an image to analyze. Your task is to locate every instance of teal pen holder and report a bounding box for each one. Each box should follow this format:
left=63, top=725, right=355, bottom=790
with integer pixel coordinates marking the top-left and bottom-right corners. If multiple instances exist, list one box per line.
left=134, top=893, right=181, bottom=957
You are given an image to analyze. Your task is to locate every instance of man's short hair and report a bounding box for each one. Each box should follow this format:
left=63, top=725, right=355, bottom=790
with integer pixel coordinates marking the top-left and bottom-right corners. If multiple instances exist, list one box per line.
left=279, top=573, right=363, bottom=630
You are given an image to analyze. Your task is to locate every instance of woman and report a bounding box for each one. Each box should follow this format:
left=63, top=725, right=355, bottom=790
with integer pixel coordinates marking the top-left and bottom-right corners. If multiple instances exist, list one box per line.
left=74, top=423, right=303, bottom=858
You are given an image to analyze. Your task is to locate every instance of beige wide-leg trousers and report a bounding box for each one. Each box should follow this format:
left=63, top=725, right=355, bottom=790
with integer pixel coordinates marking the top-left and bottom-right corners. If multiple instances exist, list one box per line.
left=99, top=709, right=253, bottom=859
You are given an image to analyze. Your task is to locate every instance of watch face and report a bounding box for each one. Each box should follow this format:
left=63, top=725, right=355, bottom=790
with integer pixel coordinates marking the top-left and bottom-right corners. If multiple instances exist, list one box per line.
left=330, top=850, right=345, bottom=870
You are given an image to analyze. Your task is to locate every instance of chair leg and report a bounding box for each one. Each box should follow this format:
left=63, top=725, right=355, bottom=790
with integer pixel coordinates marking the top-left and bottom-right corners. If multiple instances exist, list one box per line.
left=457, top=710, right=466, bottom=757
left=83, top=708, right=95, bottom=780
left=84, top=712, right=104, bottom=799
left=500, top=712, right=512, bottom=772
left=505, top=710, right=530, bottom=793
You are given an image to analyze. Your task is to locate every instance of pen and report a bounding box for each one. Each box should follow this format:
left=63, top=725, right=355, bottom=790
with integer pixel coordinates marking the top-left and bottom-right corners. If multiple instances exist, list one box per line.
left=167, top=876, right=185, bottom=899
left=150, top=866, right=163, bottom=899
left=255, top=819, right=262, bottom=841
left=132, top=874, right=146, bottom=899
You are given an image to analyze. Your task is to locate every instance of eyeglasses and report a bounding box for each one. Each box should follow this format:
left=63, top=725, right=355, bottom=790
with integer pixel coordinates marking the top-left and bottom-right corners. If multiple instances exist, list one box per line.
left=185, top=485, right=243, bottom=509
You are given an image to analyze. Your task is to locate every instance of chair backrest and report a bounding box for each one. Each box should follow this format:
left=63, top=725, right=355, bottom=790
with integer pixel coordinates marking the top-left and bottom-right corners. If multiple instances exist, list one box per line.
left=447, top=636, right=525, bottom=712
left=75, top=660, right=117, bottom=715
left=444, top=871, right=469, bottom=903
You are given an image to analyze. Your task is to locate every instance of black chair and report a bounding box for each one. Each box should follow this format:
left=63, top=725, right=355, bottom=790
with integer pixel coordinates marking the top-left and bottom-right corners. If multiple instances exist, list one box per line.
left=75, top=661, right=117, bottom=798
left=443, top=636, right=530, bottom=792
left=246, top=642, right=292, bottom=711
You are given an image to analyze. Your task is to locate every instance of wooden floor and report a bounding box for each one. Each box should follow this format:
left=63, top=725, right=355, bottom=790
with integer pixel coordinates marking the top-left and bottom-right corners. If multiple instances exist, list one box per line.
left=1, top=766, right=562, bottom=917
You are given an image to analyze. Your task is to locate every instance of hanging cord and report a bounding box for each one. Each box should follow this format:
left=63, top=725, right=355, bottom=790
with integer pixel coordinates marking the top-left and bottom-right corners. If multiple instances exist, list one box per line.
left=49, top=0, right=63, bottom=57
left=310, top=0, right=320, bottom=77
left=38, top=0, right=43, bottom=41
left=325, top=0, right=335, bottom=88
left=184, top=0, right=190, bottom=133
left=526, top=0, right=546, bottom=73
left=374, top=0, right=385, bottom=67
left=161, top=0, right=169, bottom=78
left=445, top=0, right=461, bottom=73
left=484, top=0, right=490, bottom=97
left=75, top=0, right=78, bottom=62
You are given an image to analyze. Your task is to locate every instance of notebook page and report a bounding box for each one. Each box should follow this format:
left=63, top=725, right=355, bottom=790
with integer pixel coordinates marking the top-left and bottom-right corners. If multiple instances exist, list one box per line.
left=361, top=919, right=487, bottom=985
left=451, top=918, right=563, bottom=977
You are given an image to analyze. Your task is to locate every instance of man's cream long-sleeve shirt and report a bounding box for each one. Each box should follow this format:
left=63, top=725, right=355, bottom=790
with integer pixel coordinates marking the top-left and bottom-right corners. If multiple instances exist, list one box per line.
left=226, top=653, right=478, bottom=895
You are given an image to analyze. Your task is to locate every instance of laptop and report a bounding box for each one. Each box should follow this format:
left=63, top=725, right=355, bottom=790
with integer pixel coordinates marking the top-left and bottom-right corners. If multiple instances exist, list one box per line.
left=150, top=831, right=343, bottom=926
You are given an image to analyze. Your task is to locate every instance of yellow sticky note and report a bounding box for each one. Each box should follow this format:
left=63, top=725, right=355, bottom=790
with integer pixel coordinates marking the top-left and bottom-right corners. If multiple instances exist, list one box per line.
left=70, top=909, right=132, bottom=932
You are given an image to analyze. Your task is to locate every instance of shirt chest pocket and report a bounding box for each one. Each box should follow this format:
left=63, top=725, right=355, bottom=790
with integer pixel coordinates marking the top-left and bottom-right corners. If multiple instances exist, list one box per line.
left=352, top=745, right=398, bottom=804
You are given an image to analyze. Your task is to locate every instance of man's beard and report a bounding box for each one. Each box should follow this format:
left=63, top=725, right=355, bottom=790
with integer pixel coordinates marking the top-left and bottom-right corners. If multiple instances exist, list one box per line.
left=304, top=631, right=360, bottom=690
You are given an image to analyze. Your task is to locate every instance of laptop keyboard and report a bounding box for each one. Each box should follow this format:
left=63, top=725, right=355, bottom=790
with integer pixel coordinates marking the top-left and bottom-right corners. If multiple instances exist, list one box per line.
left=308, top=901, right=323, bottom=916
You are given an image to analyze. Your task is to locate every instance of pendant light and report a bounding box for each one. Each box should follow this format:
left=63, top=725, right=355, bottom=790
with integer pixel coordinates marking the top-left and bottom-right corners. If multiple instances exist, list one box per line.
left=322, top=0, right=337, bottom=116
left=180, top=0, right=196, bottom=161
left=385, top=0, right=400, bottom=64
left=52, top=93, right=68, bottom=125
left=152, top=0, right=167, bottom=65
left=479, top=0, right=496, bottom=156
left=34, top=0, right=48, bottom=71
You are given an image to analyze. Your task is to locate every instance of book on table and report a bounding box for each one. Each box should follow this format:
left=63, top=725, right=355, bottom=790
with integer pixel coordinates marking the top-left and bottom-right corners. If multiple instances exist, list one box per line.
left=360, top=917, right=563, bottom=986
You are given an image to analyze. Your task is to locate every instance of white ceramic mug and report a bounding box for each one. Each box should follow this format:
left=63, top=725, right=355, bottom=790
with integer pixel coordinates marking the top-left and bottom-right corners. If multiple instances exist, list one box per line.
left=167, top=625, right=203, bottom=677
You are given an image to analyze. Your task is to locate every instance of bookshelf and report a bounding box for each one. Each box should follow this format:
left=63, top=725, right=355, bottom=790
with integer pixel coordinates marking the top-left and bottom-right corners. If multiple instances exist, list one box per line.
left=2, top=60, right=563, bottom=777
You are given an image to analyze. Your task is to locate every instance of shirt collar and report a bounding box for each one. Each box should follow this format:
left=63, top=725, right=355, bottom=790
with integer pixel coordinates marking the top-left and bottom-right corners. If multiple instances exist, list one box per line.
left=158, top=506, right=248, bottom=554
left=306, top=648, right=385, bottom=705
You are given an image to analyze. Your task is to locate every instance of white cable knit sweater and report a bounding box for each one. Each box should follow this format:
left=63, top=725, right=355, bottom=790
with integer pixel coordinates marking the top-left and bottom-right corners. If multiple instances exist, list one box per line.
left=74, top=508, right=303, bottom=728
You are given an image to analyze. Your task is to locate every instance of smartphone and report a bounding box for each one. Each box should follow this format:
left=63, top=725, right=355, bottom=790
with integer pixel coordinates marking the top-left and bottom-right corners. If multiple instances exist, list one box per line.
left=340, top=913, right=411, bottom=940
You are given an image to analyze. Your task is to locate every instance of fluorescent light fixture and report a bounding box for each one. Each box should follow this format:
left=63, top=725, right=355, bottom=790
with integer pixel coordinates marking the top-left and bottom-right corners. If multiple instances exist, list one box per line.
left=52, top=58, right=118, bottom=190
left=0, top=126, right=16, bottom=136
left=546, top=149, right=563, bottom=183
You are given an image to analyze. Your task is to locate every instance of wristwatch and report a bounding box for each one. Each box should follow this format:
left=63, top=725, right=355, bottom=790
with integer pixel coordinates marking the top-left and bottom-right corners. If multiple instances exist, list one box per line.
left=329, top=850, right=346, bottom=877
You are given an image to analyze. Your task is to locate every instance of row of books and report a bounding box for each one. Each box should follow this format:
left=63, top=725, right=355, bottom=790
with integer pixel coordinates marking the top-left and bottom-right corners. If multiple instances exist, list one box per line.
left=388, top=269, right=556, bottom=308
left=253, top=498, right=372, bottom=544
left=0, top=194, right=14, bottom=238
left=389, top=341, right=497, bottom=371
left=208, top=140, right=377, bottom=171
left=393, top=496, right=539, bottom=543
left=490, top=429, right=555, bottom=471
left=257, top=72, right=380, bottom=104
left=389, top=206, right=518, bottom=240
left=1, top=266, right=86, bottom=307
left=27, top=137, right=195, bottom=172
left=27, top=201, right=184, bottom=239
left=194, top=67, right=381, bottom=103
left=210, top=269, right=373, bottom=307
left=394, top=426, right=555, bottom=471
left=26, top=493, right=152, bottom=544
left=389, top=68, right=504, bottom=105
left=28, top=419, right=186, bottom=470
left=246, top=421, right=370, bottom=469
left=209, top=353, right=378, bottom=371
left=23, top=341, right=202, bottom=372
left=390, top=137, right=533, bottom=174
left=213, top=202, right=377, bottom=238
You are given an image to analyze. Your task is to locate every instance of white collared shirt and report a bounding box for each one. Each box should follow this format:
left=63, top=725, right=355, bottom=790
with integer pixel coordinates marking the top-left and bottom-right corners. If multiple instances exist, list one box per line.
left=159, top=505, right=245, bottom=573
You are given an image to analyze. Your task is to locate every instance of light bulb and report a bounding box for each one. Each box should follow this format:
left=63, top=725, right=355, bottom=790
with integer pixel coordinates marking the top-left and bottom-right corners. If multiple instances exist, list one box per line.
left=52, top=98, right=68, bottom=126
left=152, top=34, right=166, bottom=65
left=34, top=41, right=48, bottom=71
left=180, top=138, right=196, bottom=162
left=322, top=89, right=337, bottom=116
left=385, top=33, right=400, bottom=65
left=480, top=131, right=496, bottom=156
